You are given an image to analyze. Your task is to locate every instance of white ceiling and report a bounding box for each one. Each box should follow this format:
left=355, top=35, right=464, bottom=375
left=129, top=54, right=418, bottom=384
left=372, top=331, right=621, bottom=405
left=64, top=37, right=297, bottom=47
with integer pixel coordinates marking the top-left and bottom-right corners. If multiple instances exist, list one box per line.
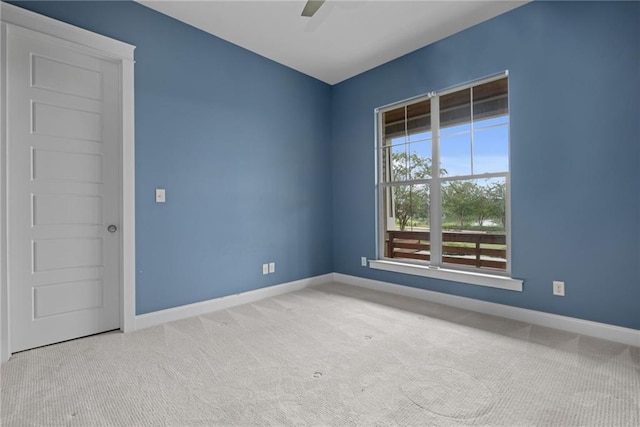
left=138, top=0, right=530, bottom=85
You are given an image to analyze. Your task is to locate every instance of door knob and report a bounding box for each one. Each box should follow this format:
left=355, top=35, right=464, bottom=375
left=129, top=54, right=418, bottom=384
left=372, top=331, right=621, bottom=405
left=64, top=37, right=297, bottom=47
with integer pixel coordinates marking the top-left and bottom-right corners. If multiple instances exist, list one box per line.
left=107, top=224, right=118, bottom=233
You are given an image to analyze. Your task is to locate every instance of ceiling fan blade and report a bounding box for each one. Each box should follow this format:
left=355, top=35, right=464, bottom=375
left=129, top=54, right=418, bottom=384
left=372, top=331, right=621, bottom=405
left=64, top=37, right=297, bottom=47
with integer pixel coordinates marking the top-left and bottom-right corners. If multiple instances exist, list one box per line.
left=301, top=0, right=325, bottom=17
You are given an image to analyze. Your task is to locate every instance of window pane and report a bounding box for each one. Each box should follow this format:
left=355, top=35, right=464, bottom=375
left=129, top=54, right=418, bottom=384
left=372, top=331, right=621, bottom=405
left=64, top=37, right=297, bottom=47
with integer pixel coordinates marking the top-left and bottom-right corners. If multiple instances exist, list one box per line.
left=386, top=184, right=430, bottom=231
left=407, top=100, right=431, bottom=141
left=408, top=143, right=432, bottom=179
left=383, top=105, right=406, bottom=140
left=385, top=144, right=433, bottom=182
left=383, top=99, right=433, bottom=183
left=409, top=129, right=432, bottom=143
left=381, top=143, right=408, bottom=182
left=440, top=132, right=471, bottom=177
left=384, top=135, right=407, bottom=147
left=381, top=145, right=390, bottom=182
left=472, top=125, right=509, bottom=174
left=474, top=115, right=508, bottom=130
left=383, top=99, right=431, bottom=141
left=383, top=184, right=430, bottom=262
left=472, top=78, right=508, bottom=124
left=441, top=178, right=506, bottom=271
left=390, top=144, right=409, bottom=181
left=471, top=77, right=509, bottom=175
left=440, top=88, right=471, bottom=136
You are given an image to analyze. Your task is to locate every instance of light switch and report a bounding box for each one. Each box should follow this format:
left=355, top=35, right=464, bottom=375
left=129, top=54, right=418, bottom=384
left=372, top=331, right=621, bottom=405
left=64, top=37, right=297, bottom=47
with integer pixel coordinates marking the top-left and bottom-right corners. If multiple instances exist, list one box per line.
left=155, top=188, right=166, bottom=203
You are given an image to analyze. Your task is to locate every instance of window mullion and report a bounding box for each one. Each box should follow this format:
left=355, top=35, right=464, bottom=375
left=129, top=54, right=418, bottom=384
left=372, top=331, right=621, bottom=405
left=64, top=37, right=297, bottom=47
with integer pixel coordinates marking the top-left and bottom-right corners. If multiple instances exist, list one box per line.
left=376, top=109, right=385, bottom=260
left=470, top=86, right=474, bottom=175
left=430, top=95, right=442, bottom=267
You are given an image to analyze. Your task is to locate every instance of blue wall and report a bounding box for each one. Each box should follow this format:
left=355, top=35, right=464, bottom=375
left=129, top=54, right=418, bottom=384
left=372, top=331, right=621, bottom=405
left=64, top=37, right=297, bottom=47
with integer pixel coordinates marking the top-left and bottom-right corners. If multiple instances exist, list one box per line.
left=9, top=1, right=640, bottom=330
left=10, top=1, right=334, bottom=314
left=332, top=1, right=640, bottom=329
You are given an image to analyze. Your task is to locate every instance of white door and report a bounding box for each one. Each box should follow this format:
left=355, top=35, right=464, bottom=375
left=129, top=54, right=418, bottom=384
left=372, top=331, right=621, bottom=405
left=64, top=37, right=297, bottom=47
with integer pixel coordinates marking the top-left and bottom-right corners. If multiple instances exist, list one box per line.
left=7, top=26, right=121, bottom=352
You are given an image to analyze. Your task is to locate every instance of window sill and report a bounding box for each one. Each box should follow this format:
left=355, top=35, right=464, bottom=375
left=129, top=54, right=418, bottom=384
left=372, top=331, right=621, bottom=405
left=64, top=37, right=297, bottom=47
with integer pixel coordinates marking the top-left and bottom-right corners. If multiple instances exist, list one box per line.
left=368, top=260, right=523, bottom=291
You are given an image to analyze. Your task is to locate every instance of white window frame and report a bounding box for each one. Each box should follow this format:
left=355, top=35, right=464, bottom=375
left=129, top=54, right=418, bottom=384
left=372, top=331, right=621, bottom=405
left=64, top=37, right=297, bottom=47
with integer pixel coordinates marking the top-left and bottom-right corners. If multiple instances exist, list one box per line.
left=372, top=72, right=523, bottom=291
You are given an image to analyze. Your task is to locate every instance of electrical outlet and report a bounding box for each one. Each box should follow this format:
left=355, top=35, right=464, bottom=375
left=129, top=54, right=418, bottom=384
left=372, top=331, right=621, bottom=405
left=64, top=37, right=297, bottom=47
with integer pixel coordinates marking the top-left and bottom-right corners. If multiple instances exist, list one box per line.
left=361, top=257, right=367, bottom=267
left=262, top=264, right=269, bottom=275
left=269, top=262, right=275, bottom=273
left=553, top=281, right=565, bottom=296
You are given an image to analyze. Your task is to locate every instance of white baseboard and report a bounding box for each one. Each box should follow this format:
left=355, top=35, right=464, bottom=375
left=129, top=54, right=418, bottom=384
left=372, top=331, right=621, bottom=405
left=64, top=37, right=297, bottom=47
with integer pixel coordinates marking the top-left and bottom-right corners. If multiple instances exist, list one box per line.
left=134, top=273, right=333, bottom=330
left=332, top=273, right=640, bottom=348
left=133, top=271, right=639, bottom=348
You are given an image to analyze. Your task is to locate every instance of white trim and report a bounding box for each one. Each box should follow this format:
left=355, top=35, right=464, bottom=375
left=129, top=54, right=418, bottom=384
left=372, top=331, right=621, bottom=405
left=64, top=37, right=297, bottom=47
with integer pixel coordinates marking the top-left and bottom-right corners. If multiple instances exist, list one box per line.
left=0, top=3, right=134, bottom=60
left=120, top=57, right=136, bottom=334
left=0, top=4, right=136, bottom=362
left=135, top=274, right=334, bottom=330
left=333, top=273, right=640, bottom=348
left=0, top=21, right=8, bottom=363
left=369, top=259, right=523, bottom=291
left=430, top=94, right=442, bottom=265
left=436, top=171, right=508, bottom=183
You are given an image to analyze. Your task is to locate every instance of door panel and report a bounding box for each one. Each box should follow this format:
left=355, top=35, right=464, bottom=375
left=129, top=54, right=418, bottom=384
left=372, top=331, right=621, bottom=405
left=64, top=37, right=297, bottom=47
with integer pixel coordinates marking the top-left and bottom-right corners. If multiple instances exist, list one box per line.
left=33, top=238, right=103, bottom=272
left=33, top=194, right=103, bottom=226
left=33, top=149, right=103, bottom=183
left=31, top=55, right=103, bottom=100
left=8, top=27, right=120, bottom=352
left=34, top=280, right=104, bottom=319
left=32, top=102, right=103, bottom=141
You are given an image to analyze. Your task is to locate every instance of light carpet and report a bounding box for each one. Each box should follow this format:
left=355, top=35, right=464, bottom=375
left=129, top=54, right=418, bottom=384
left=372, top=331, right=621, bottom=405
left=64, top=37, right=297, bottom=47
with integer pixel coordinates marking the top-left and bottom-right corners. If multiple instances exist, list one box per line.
left=2, top=283, right=639, bottom=426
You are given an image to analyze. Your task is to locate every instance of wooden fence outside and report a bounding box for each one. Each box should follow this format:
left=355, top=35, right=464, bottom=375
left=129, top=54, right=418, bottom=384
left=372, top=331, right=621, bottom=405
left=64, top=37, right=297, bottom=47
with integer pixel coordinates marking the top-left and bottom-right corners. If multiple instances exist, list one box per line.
left=386, top=230, right=506, bottom=270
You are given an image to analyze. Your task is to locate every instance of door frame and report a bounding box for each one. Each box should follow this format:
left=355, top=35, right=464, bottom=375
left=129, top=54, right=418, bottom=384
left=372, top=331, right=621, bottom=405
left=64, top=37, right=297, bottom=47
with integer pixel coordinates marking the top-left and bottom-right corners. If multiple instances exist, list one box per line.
left=0, top=2, right=136, bottom=362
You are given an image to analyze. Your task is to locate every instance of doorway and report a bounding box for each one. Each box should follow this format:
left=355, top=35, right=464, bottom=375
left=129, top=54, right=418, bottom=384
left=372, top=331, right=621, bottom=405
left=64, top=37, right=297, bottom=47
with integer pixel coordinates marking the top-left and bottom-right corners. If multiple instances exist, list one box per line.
left=1, top=3, right=136, bottom=361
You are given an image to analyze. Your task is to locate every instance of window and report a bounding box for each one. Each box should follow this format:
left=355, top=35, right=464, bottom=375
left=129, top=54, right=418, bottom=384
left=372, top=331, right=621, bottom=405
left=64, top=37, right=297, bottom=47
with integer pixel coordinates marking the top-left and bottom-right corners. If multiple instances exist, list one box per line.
left=374, top=73, right=519, bottom=289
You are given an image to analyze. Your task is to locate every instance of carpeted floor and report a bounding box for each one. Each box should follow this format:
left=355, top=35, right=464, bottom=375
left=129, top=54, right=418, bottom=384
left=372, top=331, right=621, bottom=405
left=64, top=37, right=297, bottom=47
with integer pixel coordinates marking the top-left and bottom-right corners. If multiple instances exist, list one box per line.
left=2, top=283, right=639, bottom=426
